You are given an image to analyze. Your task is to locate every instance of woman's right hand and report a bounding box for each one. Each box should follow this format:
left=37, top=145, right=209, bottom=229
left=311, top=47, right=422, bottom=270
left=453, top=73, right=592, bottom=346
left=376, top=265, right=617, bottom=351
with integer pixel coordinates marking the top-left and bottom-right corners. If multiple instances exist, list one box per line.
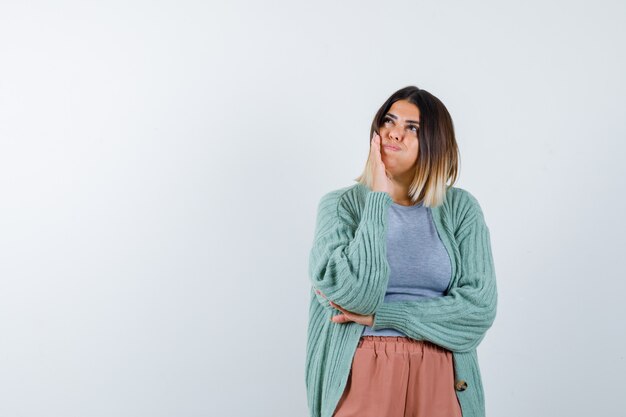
left=370, top=132, right=393, bottom=194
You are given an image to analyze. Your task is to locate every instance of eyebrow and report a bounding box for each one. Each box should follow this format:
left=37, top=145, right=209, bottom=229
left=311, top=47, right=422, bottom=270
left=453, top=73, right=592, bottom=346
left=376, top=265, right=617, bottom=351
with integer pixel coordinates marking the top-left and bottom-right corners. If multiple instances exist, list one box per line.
left=385, top=113, right=420, bottom=126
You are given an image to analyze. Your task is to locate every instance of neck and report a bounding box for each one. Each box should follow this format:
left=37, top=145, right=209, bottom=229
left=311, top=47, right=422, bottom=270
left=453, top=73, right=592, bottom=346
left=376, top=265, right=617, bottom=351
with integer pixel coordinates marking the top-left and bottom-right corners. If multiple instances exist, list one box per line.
left=387, top=172, right=413, bottom=204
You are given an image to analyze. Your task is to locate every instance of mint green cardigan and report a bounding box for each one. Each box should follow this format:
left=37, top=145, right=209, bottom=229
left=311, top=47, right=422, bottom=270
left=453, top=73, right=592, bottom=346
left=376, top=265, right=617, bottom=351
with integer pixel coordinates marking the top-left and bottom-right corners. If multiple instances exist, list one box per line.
left=305, top=182, right=497, bottom=417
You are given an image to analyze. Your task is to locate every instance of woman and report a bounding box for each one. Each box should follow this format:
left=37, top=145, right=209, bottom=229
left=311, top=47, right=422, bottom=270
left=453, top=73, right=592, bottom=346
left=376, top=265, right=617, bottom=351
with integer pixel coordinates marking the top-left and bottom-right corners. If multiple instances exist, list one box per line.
left=305, top=86, right=497, bottom=417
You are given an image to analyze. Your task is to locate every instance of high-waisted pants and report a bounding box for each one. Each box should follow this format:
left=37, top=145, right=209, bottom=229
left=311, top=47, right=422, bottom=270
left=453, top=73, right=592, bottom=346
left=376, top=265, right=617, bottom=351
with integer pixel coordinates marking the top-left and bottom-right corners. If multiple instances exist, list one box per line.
left=332, top=335, right=463, bottom=417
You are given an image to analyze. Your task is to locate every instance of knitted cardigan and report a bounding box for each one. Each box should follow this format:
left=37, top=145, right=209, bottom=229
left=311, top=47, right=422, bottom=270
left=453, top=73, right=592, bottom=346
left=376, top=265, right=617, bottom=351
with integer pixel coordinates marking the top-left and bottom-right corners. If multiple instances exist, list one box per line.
left=305, top=182, right=497, bottom=417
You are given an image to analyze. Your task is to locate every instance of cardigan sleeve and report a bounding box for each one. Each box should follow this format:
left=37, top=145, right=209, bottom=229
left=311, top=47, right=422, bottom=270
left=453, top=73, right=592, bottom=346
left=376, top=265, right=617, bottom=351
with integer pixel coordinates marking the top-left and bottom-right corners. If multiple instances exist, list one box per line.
left=370, top=203, right=497, bottom=353
left=308, top=189, right=393, bottom=316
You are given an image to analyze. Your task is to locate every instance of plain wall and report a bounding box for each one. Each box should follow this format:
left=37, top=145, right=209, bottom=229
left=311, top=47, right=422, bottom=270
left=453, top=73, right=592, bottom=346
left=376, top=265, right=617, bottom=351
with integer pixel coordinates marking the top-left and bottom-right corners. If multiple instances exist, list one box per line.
left=1, top=1, right=625, bottom=416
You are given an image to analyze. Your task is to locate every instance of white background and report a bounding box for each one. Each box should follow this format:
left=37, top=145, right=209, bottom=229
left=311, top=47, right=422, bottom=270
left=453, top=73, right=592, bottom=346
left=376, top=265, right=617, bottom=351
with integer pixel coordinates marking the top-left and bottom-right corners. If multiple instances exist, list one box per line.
left=1, top=1, right=625, bottom=416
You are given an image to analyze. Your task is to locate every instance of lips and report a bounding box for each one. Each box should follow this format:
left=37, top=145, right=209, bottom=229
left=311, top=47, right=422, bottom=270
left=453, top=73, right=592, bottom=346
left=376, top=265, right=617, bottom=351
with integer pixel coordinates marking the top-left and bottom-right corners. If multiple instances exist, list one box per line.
left=383, top=145, right=401, bottom=151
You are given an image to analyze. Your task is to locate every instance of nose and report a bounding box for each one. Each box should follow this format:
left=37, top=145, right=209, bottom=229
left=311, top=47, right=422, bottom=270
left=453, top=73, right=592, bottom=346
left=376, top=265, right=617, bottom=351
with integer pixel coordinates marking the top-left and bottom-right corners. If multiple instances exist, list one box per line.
left=389, top=125, right=403, bottom=141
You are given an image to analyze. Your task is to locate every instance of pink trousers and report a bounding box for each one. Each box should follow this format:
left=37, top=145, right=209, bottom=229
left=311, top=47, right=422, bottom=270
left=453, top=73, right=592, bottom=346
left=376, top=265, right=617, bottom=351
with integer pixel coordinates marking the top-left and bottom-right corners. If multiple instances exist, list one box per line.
left=333, top=336, right=463, bottom=417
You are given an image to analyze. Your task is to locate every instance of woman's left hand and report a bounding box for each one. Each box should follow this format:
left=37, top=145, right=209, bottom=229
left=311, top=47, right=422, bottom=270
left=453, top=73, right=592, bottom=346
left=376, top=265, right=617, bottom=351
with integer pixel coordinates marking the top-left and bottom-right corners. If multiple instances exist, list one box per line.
left=316, top=289, right=375, bottom=326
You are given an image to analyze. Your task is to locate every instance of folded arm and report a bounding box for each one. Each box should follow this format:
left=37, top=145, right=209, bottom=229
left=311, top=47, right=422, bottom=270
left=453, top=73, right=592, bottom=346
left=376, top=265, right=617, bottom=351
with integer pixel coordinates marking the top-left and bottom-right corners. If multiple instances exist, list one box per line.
left=371, top=205, right=497, bottom=352
left=308, top=189, right=393, bottom=315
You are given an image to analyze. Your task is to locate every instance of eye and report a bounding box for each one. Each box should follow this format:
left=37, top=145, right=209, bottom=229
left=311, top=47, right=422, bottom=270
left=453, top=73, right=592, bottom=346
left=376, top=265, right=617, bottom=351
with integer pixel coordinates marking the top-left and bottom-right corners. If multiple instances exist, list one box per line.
left=383, top=116, right=418, bottom=133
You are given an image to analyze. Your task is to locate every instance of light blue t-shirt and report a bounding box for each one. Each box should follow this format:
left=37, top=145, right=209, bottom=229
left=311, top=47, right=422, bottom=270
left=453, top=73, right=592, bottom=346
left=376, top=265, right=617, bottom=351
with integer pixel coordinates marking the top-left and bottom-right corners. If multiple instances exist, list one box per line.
left=361, top=200, right=452, bottom=337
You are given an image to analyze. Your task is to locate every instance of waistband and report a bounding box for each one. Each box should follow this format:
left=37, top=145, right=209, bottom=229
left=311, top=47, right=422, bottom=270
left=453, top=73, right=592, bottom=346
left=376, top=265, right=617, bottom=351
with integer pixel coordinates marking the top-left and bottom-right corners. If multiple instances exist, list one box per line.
left=358, top=335, right=451, bottom=354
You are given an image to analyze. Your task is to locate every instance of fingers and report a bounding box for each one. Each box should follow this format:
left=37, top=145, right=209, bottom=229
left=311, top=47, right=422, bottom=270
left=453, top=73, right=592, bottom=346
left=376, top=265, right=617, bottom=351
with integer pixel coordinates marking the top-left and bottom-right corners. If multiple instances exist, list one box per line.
left=329, top=301, right=348, bottom=322
left=329, top=300, right=343, bottom=311
left=315, top=290, right=348, bottom=315
left=328, top=301, right=374, bottom=326
left=331, top=314, right=349, bottom=323
left=370, top=132, right=382, bottom=162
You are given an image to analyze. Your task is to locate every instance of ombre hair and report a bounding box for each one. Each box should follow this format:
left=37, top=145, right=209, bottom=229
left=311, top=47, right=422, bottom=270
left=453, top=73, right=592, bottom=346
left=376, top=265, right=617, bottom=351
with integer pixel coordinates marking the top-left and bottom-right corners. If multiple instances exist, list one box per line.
left=354, top=86, right=460, bottom=208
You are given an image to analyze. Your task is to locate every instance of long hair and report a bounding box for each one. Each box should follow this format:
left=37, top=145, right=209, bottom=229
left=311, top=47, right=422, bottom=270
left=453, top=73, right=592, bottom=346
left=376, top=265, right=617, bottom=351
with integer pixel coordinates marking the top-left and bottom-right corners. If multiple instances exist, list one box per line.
left=354, top=86, right=460, bottom=207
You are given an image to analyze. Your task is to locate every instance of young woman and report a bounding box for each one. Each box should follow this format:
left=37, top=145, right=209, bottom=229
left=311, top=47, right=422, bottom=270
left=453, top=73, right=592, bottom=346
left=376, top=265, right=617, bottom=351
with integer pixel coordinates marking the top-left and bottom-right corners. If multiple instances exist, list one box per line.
left=305, top=86, right=497, bottom=417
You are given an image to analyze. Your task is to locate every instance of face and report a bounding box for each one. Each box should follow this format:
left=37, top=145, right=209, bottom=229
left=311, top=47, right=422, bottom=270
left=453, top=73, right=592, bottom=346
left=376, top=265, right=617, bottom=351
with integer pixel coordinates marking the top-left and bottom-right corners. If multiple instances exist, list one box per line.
left=378, top=99, right=420, bottom=178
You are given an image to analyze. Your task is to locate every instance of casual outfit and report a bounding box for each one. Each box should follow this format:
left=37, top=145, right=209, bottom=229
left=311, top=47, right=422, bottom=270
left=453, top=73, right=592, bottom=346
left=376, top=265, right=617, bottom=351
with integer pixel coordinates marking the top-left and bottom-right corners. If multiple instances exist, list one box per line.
left=305, top=183, right=497, bottom=417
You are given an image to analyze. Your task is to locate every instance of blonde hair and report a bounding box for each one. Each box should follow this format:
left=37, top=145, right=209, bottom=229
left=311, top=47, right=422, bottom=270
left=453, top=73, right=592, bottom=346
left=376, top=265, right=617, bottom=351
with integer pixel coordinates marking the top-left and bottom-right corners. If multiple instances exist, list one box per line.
left=354, top=86, right=460, bottom=208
